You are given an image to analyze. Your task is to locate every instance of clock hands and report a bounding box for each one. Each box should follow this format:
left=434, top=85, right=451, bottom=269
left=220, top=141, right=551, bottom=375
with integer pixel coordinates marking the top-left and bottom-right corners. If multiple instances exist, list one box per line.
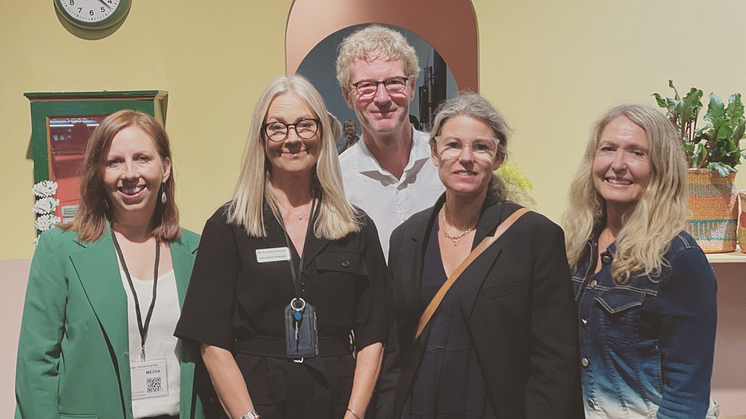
left=98, top=0, right=112, bottom=9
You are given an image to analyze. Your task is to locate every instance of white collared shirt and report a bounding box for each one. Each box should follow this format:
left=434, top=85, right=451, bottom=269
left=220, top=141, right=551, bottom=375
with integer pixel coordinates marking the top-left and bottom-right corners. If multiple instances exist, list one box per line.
left=339, top=127, right=445, bottom=259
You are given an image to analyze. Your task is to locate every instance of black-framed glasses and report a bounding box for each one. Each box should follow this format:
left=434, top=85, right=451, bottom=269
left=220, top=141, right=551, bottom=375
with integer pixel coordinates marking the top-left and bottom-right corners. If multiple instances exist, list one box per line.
left=351, top=77, right=409, bottom=98
left=263, top=118, right=320, bottom=142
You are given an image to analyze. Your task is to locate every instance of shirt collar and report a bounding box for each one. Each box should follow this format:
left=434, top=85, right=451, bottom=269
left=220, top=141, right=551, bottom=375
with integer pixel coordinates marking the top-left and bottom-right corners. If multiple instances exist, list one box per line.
left=354, top=125, right=432, bottom=175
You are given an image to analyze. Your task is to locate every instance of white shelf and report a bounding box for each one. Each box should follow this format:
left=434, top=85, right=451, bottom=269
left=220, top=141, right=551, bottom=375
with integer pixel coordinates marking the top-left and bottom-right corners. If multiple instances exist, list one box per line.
left=707, top=249, right=746, bottom=264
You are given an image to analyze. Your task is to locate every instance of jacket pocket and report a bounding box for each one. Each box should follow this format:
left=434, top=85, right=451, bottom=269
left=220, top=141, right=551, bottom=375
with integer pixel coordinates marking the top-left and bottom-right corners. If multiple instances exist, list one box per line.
left=595, top=288, right=646, bottom=349
left=60, top=415, right=98, bottom=419
left=315, top=251, right=368, bottom=276
left=479, top=280, right=525, bottom=301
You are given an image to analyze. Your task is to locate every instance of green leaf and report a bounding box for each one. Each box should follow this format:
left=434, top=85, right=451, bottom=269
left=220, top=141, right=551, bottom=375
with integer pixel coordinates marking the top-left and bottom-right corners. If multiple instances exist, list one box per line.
left=653, top=93, right=669, bottom=109
left=704, top=93, right=726, bottom=123
left=726, top=93, right=745, bottom=122
left=707, top=161, right=736, bottom=177
left=669, top=80, right=681, bottom=100
left=681, top=88, right=703, bottom=123
left=732, top=120, right=746, bottom=142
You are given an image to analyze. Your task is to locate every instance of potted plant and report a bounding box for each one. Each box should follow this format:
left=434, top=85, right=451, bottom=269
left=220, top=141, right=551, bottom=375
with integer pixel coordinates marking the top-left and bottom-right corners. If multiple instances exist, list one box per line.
left=654, top=80, right=746, bottom=252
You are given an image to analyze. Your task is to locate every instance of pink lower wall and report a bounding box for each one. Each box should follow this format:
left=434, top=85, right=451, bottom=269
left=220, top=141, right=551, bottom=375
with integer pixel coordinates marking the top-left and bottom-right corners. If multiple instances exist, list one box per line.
left=1, top=260, right=743, bottom=416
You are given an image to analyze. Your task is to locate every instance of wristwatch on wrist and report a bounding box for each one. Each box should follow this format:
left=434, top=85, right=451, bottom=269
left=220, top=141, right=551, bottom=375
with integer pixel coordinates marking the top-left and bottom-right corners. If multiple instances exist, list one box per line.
left=241, top=411, right=260, bottom=419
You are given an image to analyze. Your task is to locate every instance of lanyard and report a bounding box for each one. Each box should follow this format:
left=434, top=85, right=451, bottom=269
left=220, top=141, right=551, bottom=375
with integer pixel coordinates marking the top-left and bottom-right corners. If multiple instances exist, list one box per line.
left=279, top=198, right=319, bottom=298
left=112, top=231, right=160, bottom=362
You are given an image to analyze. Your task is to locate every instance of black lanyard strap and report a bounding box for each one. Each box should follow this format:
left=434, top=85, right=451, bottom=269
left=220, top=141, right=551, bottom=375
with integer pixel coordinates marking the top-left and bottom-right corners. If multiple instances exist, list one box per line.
left=112, top=231, right=160, bottom=361
left=279, top=198, right=319, bottom=298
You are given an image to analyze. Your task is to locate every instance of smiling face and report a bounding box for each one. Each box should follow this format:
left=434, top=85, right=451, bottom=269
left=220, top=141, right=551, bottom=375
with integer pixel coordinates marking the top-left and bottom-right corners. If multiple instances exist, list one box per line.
left=343, top=58, right=413, bottom=139
left=102, top=126, right=171, bottom=225
left=592, top=115, right=652, bottom=217
left=431, top=115, right=503, bottom=198
left=264, top=93, right=321, bottom=179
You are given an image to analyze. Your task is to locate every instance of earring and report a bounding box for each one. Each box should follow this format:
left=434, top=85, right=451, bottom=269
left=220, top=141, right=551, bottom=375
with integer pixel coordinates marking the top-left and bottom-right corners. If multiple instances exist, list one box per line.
left=160, top=183, right=167, bottom=204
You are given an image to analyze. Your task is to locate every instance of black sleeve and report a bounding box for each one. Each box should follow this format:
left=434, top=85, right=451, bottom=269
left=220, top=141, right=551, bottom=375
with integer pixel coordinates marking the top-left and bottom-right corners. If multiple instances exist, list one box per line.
left=175, top=215, right=239, bottom=350
left=352, top=214, right=389, bottom=350
left=525, top=218, right=583, bottom=419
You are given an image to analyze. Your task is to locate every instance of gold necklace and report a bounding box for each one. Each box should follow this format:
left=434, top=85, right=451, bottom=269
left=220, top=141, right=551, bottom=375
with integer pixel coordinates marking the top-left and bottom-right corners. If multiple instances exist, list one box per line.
left=440, top=204, right=477, bottom=246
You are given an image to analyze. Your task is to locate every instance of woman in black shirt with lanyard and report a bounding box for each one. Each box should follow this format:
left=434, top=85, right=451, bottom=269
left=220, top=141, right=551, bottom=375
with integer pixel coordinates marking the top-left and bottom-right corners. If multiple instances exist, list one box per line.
left=176, top=75, right=388, bottom=419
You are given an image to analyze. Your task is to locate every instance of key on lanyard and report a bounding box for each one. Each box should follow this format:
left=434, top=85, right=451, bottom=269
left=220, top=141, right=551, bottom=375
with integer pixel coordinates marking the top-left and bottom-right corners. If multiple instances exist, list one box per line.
left=291, top=298, right=305, bottom=362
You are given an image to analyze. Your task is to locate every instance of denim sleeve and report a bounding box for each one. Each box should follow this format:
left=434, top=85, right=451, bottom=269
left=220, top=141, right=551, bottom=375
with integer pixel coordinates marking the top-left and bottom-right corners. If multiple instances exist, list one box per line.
left=656, top=243, right=717, bottom=418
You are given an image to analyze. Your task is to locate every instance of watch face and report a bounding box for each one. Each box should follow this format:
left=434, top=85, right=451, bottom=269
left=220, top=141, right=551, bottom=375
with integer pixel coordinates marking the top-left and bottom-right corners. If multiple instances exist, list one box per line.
left=58, top=0, right=122, bottom=25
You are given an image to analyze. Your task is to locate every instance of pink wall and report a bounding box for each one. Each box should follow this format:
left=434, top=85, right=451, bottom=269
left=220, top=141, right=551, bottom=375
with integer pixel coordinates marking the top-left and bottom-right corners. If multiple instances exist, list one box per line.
left=285, top=0, right=479, bottom=92
left=1, top=259, right=30, bottom=417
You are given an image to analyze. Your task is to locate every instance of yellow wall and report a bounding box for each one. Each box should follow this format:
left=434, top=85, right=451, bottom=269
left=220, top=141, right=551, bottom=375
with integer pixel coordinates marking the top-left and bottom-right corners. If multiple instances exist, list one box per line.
left=2, top=0, right=746, bottom=259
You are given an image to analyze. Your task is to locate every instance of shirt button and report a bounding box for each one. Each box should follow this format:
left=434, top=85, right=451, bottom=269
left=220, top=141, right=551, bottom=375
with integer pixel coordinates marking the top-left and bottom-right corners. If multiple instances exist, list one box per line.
left=581, top=358, right=589, bottom=367
left=589, top=280, right=597, bottom=288
left=300, top=282, right=307, bottom=292
left=588, top=399, right=595, bottom=409
left=601, top=255, right=611, bottom=264
left=581, top=318, right=588, bottom=327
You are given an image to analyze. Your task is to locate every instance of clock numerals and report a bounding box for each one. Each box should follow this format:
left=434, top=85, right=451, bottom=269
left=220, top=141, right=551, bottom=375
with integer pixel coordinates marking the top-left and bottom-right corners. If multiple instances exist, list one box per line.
left=57, top=0, right=128, bottom=28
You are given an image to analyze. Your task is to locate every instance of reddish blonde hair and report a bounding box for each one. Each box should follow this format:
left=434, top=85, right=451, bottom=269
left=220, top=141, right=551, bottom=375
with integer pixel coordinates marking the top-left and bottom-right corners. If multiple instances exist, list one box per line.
left=61, top=110, right=180, bottom=242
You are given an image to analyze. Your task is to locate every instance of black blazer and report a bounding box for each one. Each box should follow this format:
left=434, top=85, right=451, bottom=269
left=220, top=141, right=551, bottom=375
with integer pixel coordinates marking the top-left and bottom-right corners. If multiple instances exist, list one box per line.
left=387, top=195, right=582, bottom=419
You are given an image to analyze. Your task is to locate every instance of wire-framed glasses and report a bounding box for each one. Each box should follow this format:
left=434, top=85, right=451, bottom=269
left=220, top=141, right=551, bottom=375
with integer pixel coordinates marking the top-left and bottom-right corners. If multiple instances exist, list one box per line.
left=435, top=136, right=500, bottom=161
left=263, top=118, right=320, bottom=142
left=351, top=77, right=409, bottom=98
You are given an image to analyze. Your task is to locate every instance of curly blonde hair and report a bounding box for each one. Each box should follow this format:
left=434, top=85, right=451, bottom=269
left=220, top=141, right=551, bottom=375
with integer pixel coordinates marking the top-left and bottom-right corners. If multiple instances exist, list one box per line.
left=335, top=25, right=420, bottom=90
left=562, top=104, right=687, bottom=283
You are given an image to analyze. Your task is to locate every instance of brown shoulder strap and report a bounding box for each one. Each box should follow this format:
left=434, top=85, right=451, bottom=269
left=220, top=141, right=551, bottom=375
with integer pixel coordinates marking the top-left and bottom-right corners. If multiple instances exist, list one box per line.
left=414, top=208, right=529, bottom=340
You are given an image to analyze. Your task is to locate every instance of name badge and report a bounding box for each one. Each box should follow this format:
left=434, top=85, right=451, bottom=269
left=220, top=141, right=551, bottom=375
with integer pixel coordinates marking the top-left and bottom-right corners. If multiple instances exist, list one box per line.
left=256, top=247, right=291, bottom=263
left=131, top=358, right=168, bottom=400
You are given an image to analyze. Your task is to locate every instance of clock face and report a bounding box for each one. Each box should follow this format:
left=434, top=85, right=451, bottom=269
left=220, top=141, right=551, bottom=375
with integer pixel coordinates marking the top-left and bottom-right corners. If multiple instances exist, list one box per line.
left=56, top=0, right=128, bottom=27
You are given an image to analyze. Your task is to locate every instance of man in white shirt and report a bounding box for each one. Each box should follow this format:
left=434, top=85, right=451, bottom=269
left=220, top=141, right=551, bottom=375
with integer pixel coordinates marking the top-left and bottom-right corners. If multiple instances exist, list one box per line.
left=336, top=25, right=444, bottom=258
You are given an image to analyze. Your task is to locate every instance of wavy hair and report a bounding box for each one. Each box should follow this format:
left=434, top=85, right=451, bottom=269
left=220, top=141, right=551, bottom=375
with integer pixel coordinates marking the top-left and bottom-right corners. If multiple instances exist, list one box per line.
left=335, top=25, right=420, bottom=90
left=562, top=104, right=687, bottom=283
left=227, top=74, right=360, bottom=239
left=61, top=110, right=180, bottom=242
left=428, top=92, right=513, bottom=202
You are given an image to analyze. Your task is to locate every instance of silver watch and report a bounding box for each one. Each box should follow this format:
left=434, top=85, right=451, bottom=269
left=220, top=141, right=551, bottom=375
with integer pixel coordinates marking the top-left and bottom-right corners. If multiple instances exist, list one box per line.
left=241, top=411, right=260, bottom=419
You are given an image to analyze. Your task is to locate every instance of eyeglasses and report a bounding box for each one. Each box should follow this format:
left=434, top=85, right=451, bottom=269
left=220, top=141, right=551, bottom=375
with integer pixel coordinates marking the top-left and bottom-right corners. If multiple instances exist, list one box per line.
left=351, top=77, right=409, bottom=98
left=435, top=136, right=500, bottom=161
left=263, top=118, right=320, bottom=142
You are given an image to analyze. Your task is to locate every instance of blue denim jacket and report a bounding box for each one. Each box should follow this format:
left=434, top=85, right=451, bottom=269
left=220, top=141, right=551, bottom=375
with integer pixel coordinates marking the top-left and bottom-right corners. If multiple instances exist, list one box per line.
left=572, top=231, right=717, bottom=419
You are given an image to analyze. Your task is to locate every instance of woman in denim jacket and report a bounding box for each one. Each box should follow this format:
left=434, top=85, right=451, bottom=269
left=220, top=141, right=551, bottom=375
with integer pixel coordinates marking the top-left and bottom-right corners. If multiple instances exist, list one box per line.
left=562, top=104, right=717, bottom=418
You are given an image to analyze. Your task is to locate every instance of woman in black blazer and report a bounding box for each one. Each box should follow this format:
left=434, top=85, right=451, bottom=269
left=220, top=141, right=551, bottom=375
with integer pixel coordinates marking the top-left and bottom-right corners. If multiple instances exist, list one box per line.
left=387, top=93, right=582, bottom=419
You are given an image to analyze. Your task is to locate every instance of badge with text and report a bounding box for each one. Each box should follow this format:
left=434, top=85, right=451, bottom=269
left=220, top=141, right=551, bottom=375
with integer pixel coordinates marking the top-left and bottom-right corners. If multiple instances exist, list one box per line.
left=256, top=247, right=292, bottom=263
left=130, top=358, right=168, bottom=400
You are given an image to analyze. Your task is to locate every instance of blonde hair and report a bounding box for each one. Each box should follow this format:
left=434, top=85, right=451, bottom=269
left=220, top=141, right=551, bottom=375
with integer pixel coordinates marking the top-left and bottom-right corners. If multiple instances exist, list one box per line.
left=227, top=75, right=360, bottom=239
left=428, top=92, right=513, bottom=202
left=562, top=104, right=687, bottom=283
left=335, top=25, right=420, bottom=89
left=61, top=110, right=180, bottom=242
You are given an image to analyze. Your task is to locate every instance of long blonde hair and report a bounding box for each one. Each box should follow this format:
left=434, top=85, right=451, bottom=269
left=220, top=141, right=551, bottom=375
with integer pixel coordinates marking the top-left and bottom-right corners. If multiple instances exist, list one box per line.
left=562, top=104, right=687, bottom=283
left=227, top=75, right=360, bottom=239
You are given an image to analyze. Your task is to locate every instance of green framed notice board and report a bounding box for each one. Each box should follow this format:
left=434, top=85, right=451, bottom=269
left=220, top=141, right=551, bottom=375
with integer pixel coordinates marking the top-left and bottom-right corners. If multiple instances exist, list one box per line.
left=25, top=90, right=168, bottom=223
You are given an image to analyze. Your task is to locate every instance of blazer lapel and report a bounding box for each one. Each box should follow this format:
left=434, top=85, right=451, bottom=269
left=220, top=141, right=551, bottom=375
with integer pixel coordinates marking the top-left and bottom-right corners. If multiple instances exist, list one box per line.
left=457, top=200, right=519, bottom=321
left=170, top=236, right=197, bottom=308
left=69, top=230, right=128, bottom=353
left=401, top=198, right=441, bottom=318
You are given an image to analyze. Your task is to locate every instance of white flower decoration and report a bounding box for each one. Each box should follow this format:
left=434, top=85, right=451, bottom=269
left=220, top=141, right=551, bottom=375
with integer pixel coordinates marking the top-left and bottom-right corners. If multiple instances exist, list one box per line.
left=32, top=197, right=60, bottom=215
left=32, top=237, right=39, bottom=246
left=32, top=180, right=58, bottom=198
left=34, top=214, right=61, bottom=232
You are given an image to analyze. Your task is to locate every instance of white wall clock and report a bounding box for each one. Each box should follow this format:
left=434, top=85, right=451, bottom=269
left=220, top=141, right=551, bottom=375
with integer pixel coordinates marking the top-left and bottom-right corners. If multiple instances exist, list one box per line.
left=54, top=0, right=132, bottom=29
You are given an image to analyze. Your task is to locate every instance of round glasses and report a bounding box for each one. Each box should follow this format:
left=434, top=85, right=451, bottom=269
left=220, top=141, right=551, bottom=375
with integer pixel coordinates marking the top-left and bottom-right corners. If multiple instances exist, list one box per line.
left=351, top=77, right=409, bottom=98
left=435, top=136, right=500, bottom=161
left=263, top=118, right=320, bottom=142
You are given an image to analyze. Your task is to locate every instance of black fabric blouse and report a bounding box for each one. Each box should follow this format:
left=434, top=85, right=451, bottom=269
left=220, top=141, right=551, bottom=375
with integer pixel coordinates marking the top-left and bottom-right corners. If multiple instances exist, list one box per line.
left=175, top=202, right=388, bottom=356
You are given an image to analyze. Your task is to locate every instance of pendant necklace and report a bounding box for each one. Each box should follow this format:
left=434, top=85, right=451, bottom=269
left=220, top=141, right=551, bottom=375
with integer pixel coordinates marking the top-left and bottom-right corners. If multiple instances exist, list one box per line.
left=277, top=200, right=309, bottom=221
left=440, top=204, right=477, bottom=246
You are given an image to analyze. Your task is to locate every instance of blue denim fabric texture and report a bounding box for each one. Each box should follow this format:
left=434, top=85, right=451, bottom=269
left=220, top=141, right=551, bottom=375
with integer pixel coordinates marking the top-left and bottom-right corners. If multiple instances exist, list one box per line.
left=573, top=231, right=717, bottom=419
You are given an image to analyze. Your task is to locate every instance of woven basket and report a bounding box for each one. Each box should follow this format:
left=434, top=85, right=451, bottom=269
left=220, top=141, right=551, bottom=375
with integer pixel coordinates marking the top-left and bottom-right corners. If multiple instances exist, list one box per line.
left=738, top=189, right=746, bottom=253
left=686, top=169, right=738, bottom=253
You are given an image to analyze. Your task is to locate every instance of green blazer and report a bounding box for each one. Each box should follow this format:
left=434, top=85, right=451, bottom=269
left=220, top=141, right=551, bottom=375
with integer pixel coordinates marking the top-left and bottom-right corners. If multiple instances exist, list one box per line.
left=15, top=226, right=205, bottom=419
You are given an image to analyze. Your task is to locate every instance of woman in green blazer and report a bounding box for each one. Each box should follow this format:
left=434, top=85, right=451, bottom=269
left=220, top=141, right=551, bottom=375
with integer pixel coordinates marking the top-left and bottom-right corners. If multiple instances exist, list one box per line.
left=16, top=110, right=205, bottom=419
